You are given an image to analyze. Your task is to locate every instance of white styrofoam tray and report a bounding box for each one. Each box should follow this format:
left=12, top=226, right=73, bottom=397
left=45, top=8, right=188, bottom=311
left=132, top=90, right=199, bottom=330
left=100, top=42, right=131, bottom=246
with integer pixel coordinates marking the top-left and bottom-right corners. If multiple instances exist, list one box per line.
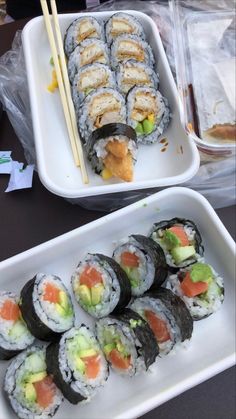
left=0, top=187, right=235, bottom=419
left=22, top=11, right=200, bottom=198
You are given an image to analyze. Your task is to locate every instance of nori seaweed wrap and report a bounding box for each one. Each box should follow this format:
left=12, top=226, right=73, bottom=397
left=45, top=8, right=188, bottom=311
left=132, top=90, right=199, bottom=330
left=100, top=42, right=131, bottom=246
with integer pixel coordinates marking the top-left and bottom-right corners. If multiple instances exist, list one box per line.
left=19, top=273, right=74, bottom=341
left=71, top=253, right=131, bottom=318
left=113, top=234, right=168, bottom=296
left=46, top=326, right=108, bottom=404
left=150, top=218, right=204, bottom=272
left=105, top=12, right=146, bottom=45
left=96, top=308, right=159, bottom=376
left=130, top=287, right=193, bottom=355
left=86, top=123, right=138, bottom=182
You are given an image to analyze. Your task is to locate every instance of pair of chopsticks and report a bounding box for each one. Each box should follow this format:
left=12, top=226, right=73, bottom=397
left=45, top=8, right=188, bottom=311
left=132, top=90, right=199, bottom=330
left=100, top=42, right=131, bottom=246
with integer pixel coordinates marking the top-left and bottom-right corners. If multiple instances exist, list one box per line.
left=40, top=0, right=88, bottom=184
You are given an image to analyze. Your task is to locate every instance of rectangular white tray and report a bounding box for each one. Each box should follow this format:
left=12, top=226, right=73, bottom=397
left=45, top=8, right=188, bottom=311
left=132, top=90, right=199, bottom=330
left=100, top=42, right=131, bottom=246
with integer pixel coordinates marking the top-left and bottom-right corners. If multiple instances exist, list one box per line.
left=22, top=11, right=200, bottom=198
left=0, top=187, right=235, bottom=419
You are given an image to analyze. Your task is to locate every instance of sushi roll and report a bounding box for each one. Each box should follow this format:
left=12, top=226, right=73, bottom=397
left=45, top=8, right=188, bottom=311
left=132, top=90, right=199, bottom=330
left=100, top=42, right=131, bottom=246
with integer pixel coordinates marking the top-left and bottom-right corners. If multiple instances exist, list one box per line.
left=116, top=60, right=159, bottom=95
left=130, top=288, right=193, bottom=356
left=46, top=326, right=108, bottom=404
left=0, top=291, right=34, bottom=360
left=68, top=39, right=110, bottom=81
left=166, top=262, right=224, bottom=320
left=113, top=234, right=168, bottom=296
left=127, top=86, right=170, bottom=144
left=86, top=123, right=137, bottom=182
left=96, top=308, right=159, bottom=376
left=150, top=218, right=204, bottom=272
left=19, top=273, right=74, bottom=341
left=4, top=345, right=62, bottom=419
left=78, top=87, right=126, bottom=142
left=71, top=253, right=131, bottom=318
left=110, top=34, right=155, bottom=70
left=64, top=16, right=104, bottom=57
left=105, top=12, right=145, bottom=45
left=72, top=63, right=116, bottom=110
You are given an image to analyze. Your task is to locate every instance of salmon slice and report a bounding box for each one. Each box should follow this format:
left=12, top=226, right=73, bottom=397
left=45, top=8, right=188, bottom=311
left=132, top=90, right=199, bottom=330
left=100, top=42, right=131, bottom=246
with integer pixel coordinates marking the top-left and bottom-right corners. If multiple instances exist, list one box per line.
left=0, top=300, right=20, bottom=322
left=168, top=226, right=189, bottom=246
left=81, top=354, right=101, bottom=379
left=43, top=283, right=60, bottom=304
left=145, top=310, right=170, bottom=343
left=121, top=252, right=139, bottom=267
left=80, top=266, right=103, bottom=288
left=108, top=349, right=131, bottom=370
left=33, top=376, right=57, bottom=408
left=180, top=272, right=208, bottom=297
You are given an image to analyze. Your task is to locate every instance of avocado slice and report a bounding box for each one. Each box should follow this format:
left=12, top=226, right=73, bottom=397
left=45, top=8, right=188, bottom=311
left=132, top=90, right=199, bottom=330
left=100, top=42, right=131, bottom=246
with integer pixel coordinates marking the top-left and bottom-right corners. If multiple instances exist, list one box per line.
left=122, top=266, right=140, bottom=288
left=58, top=291, right=69, bottom=309
left=190, top=263, right=213, bottom=283
left=163, top=230, right=181, bottom=249
left=135, top=122, right=144, bottom=135
left=77, top=285, right=91, bottom=306
left=24, top=382, right=37, bottom=403
left=75, top=357, right=86, bottom=374
left=103, top=343, right=115, bottom=356
left=171, top=245, right=196, bottom=264
left=78, top=348, right=97, bottom=358
left=28, top=371, right=47, bottom=384
left=91, top=284, right=104, bottom=306
left=142, top=119, right=154, bottom=135
left=9, top=321, right=26, bottom=338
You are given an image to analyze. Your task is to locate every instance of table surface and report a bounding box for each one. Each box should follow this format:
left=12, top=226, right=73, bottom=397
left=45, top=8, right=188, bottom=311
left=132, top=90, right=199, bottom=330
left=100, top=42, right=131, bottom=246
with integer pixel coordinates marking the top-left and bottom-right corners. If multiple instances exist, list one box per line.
left=0, top=18, right=235, bottom=419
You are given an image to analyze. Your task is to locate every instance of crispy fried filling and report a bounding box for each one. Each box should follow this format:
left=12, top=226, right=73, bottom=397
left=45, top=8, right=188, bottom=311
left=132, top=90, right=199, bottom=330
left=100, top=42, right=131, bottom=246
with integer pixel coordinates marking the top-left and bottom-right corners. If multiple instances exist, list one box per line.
left=111, top=19, right=134, bottom=37
left=131, top=92, right=156, bottom=121
left=104, top=149, right=133, bottom=182
left=122, top=67, right=151, bottom=92
left=81, top=44, right=106, bottom=67
left=89, top=93, right=122, bottom=128
left=78, top=69, right=109, bottom=92
left=77, top=20, right=98, bottom=43
left=117, top=40, right=145, bottom=62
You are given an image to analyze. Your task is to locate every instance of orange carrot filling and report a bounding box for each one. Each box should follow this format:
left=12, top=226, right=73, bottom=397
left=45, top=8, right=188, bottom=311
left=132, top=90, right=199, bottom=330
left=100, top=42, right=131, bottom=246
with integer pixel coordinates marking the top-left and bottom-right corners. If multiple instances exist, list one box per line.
left=43, top=283, right=60, bottom=303
left=80, top=266, right=103, bottom=288
left=108, top=348, right=131, bottom=370
left=180, top=272, right=208, bottom=297
left=33, top=376, right=57, bottom=408
left=121, top=251, right=139, bottom=267
left=0, top=300, right=20, bottom=322
left=145, top=310, right=170, bottom=343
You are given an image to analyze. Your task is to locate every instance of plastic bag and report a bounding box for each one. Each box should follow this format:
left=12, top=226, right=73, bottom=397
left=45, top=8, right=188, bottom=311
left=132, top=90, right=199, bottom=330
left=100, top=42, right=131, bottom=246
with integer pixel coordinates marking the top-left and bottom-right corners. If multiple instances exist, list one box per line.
left=0, top=2, right=235, bottom=211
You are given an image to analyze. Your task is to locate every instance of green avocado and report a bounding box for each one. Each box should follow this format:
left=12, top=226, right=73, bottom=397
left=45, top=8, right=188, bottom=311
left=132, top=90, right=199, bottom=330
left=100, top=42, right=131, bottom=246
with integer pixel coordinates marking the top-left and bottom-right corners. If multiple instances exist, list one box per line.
left=190, top=263, right=213, bottom=283
left=77, top=285, right=91, bottom=306
left=75, top=357, right=86, bottom=374
left=91, top=284, right=104, bottom=306
left=163, top=230, right=181, bottom=249
left=135, top=122, right=144, bottom=135
left=142, top=119, right=154, bottom=135
left=28, top=371, right=47, bottom=384
left=9, top=321, right=26, bottom=338
left=78, top=348, right=97, bottom=358
left=103, top=343, right=115, bottom=356
left=24, top=383, right=37, bottom=403
left=122, top=266, right=140, bottom=288
left=75, top=335, right=91, bottom=350
left=171, top=245, right=196, bottom=264
left=58, top=291, right=69, bottom=309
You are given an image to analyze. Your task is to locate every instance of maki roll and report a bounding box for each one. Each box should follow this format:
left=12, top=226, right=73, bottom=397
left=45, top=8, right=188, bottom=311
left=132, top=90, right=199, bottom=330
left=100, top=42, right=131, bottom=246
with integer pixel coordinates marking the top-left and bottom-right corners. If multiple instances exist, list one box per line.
left=150, top=218, right=204, bottom=271
left=166, top=262, right=224, bottom=320
left=68, top=39, right=110, bottom=81
left=116, top=60, right=159, bottom=95
left=113, top=234, right=168, bottom=296
left=79, top=87, right=126, bottom=142
left=127, top=86, right=170, bottom=144
left=0, top=291, right=34, bottom=360
left=105, top=12, right=145, bottom=45
left=110, top=34, right=154, bottom=69
left=4, top=345, right=62, bottom=419
left=72, top=64, right=116, bottom=110
left=64, top=16, right=104, bottom=57
left=19, top=273, right=74, bottom=341
left=86, top=123, right=137, bottom=182
left=130, top=288, right=193, bottom=356
left=71, top=253, right=131, bottom=318
left=96, top=308, right=158, bottom=376
left=46, top=326, right=108, bottom=404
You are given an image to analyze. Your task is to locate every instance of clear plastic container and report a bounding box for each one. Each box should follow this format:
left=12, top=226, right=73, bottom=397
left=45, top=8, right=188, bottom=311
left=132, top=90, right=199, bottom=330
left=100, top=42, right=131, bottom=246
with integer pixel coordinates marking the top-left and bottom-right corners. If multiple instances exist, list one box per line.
left=169, top=0, right=236, bottom=160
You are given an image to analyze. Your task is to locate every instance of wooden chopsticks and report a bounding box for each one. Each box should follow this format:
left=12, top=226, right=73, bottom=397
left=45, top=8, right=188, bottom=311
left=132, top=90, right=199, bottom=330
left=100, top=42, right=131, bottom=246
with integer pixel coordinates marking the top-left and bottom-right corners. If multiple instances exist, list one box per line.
left=40, top=0, right=88, bottom=184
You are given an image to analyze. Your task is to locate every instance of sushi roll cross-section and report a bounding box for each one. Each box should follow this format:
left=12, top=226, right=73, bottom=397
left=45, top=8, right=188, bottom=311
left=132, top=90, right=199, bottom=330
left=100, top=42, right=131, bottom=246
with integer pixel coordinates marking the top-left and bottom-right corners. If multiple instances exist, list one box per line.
left=110, top=34, right=154, bottom=70
left=130, top=288, right=193, bottom=356
left=19, top=273, right=74, bottom=341
left=166, top=262, right=224, bottom=320
left=4, top=345, right=63, bottom=419
left=72, top=253, right=131, bottom=318
left=105, top=12, right=146, bottom=45
left=113, top=234, right=168, bottom=296
left=46, top=326, right=108, bottom=404
left=150, top=218, right=204, bottom=271
left=0, top=291, right=34, bottom=360
left=116, top=60, right=159, bottom=95
left=96, top=309, right=159, bottom=376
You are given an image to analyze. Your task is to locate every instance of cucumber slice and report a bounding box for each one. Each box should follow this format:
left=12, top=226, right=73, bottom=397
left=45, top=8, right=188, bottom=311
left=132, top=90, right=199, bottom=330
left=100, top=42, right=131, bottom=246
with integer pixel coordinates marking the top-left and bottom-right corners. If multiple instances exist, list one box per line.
left=9, top=321, right=26, bottom=339
left=171, top=246, right=196, bottom=264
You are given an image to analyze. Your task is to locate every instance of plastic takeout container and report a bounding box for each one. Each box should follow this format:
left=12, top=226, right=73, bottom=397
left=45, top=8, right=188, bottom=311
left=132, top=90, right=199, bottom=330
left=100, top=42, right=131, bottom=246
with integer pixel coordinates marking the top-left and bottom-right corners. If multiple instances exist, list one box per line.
left=0, top=187, right=235, bottom=418
left=170, top=0, right=236, bottom=160
left=22, top=11, right=199, bottom=199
